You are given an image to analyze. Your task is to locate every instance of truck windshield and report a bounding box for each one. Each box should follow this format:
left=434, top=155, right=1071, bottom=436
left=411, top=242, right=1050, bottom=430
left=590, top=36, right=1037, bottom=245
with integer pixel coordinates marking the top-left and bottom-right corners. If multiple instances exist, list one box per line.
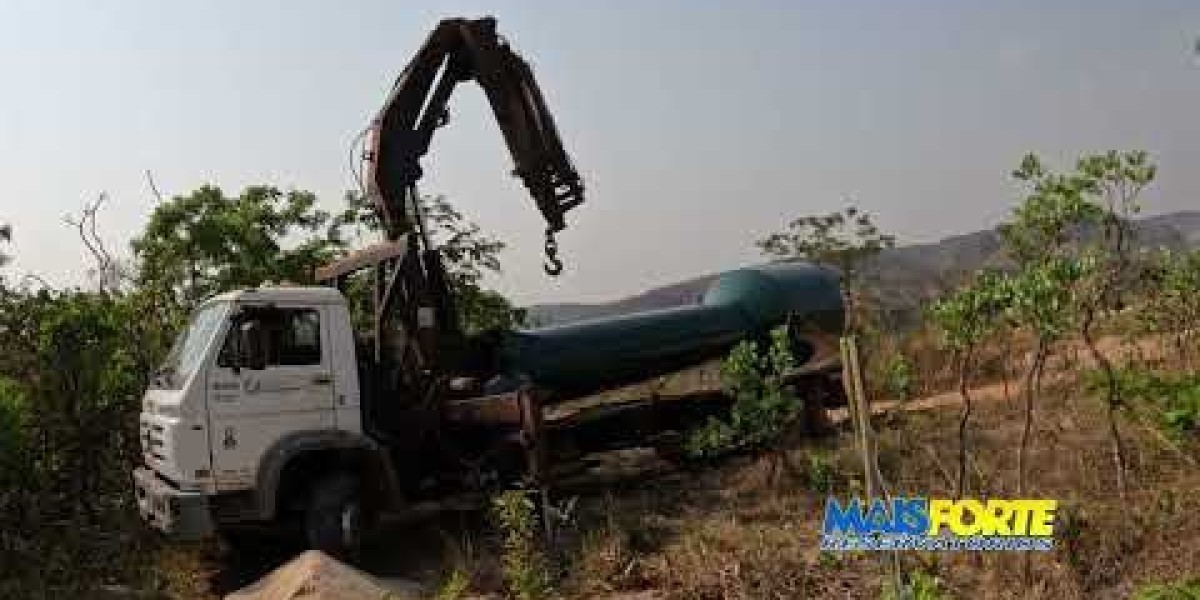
left=153, top=302, right=230, bottom=390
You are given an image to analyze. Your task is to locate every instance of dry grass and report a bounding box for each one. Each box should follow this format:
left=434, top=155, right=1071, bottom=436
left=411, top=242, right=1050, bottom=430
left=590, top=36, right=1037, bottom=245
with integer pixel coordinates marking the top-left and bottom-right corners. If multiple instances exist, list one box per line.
left=549, top=360, right=1199, bottom=599
left=878, top=380, right=1199, bottom=599
left=170, top=336, right=1199, bottom=600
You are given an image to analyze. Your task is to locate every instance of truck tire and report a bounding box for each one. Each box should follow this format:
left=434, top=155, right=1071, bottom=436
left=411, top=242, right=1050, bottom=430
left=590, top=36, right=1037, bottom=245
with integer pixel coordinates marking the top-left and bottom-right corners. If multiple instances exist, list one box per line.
left=219, top=527, right=271, bottom=557
left=304, top=474, right=365, bottom=560
left=651, top=430, right=692, bottom=465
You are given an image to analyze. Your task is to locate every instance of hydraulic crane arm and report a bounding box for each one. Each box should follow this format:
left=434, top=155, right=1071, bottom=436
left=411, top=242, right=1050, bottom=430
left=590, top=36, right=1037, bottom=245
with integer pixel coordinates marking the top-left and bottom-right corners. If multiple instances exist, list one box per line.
left=364, top=17, right=585, bottom=274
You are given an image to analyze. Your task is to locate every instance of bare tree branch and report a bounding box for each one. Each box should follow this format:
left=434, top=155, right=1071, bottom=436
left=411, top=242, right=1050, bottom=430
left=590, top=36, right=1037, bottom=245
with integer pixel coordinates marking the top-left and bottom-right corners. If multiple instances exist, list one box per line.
left=0, top=221, right=11, bottom=267
left=145, top=170, right=166, bottom=204
left=19, top=272, right=51, bottom=289
left=64, top=193, right=124, bottom=292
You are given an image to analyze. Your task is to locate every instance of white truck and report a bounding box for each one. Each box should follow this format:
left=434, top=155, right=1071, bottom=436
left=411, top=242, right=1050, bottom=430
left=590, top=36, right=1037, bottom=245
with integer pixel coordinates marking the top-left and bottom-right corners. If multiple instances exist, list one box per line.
left=132, top=18, right=845, bottom=558
left=133, top=270, right=845, bottom=557
left=134, top=287, right=376, bottom=552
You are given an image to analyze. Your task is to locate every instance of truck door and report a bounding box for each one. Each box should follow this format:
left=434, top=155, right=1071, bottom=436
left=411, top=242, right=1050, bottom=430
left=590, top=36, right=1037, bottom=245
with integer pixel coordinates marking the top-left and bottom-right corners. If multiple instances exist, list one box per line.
left=206, top=305, right=335, bottom=491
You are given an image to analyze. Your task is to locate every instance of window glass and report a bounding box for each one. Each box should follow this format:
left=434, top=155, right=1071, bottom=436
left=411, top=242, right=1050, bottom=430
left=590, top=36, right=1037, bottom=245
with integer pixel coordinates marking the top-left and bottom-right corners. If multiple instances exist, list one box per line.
left=281, top=309, right=321, bottom=366
left=155, top=302, right=230, bottom=388
left=218, top=307, right=322, bottom=368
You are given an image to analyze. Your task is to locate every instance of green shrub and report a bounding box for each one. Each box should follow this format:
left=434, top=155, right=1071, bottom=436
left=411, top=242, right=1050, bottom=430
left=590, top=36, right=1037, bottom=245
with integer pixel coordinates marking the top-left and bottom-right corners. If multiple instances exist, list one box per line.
left=1091, top=367, right=1200, bottom=439
left=0, top=286, right=174, bottom=594
left=805, top=450, right=837, bottom=494
left=1133, top=577, right=1200, bottom=600
left=686, top=326, right=800, bottom=458
left=435, top=568, right=471, bottom=600
left=492, top=490, right=553, bottom=600
left=883, top=569, right=948, bottom=600
left=881, top=353, right=917, bottom=402
left=0, top=377, right=30, bottom=483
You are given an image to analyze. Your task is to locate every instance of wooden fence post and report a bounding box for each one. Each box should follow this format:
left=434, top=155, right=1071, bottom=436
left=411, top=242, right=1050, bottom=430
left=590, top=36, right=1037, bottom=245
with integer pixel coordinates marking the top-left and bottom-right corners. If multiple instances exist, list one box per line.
left=841, top=334, right=906, bottom=598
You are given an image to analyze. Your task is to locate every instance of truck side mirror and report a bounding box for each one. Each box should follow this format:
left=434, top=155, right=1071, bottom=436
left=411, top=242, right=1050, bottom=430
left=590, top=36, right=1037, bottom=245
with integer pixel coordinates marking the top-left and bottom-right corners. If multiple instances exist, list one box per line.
left=238, top=320, right=268, bottom=371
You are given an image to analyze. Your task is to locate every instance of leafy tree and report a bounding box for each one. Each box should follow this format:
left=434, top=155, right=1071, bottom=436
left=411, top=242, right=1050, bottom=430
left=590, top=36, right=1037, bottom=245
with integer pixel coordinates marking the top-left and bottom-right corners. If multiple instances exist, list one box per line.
left=0, top=184, right=523, bottom=594
left=1142, top=249, right=1200, bottom=368
left=132, top=185, right=342, bottom=312
left=1000, top=155, right=1101, bottom=265
left=1072, top=151, right=1155, bottom=499
left=335, top=191, right=527, bottom=334
left=0, top=222, right=10, bottom=267
left=1007, top=150, right=1155, bottom=499
left=1002, top=153, right=1104, bottom=500
left=758, top=206, right=895, bottom=332
left=928, top=270, right=1010, bottom=498
left=1004, top=258, right=1082, bottom=497
left=135, top=185, right=525, bottom=334
left=0, top=285, right=170, bottom=594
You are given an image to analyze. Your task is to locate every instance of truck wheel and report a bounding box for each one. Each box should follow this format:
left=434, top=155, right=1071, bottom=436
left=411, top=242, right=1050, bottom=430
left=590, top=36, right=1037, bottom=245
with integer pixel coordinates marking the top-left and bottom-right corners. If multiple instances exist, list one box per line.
left=802, top=377, right=840, bottom=437
left=304, top=474, right=365, bottom=560
left=651, top=431, right=691, bottom=465
left=220, top=527, right=269, bottom=557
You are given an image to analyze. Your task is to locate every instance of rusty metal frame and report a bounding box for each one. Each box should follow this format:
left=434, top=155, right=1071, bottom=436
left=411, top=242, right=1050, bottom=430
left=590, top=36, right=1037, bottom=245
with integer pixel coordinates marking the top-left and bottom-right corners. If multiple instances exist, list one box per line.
left=314, top=238, right=409, bottom=284
left=365, top=17, right=583, bottom=274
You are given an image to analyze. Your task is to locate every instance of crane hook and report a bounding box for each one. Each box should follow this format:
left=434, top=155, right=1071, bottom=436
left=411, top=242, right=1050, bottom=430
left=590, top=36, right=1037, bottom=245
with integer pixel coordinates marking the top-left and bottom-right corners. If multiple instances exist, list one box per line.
left=543, top=229, right=564, bottom=276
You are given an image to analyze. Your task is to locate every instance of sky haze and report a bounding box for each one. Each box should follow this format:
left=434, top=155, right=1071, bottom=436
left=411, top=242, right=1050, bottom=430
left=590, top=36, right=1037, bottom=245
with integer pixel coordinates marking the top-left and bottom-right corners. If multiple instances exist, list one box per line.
left=2, top=0, right=1199, bottom=303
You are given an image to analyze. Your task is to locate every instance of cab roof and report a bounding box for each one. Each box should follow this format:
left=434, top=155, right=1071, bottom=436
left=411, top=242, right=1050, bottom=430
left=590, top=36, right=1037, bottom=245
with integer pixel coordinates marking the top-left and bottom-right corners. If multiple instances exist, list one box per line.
left=208, top=286, right=347, bottom=306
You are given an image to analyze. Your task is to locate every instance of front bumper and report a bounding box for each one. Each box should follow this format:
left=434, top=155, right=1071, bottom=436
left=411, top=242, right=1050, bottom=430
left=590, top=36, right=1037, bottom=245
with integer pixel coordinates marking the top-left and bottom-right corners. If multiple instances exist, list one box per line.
left=132, top=467, right=214, bottom=541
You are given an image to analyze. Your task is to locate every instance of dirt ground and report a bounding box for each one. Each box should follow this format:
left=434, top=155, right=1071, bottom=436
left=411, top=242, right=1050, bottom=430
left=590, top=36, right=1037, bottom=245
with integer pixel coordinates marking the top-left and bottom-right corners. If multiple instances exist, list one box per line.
left=165, top=338, right=1198, bottom=600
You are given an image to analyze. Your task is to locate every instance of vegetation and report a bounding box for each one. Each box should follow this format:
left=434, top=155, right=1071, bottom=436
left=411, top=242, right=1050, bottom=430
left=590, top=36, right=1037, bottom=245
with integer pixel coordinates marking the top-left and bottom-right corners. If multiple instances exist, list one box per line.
left=1098, top=367, right=1200, bottom=439
left=928, top=270, right=1009, bottom=497
left=1141, top=249, right=1200, bottom=369
left=884, top=569, right=948, bottom=600
left=879, top=352, right=918, bottom=403
left=686, top=326, right=800, bottom=460
left=758, top=205, right=895, bottom=331
left=1060, top=150, right=1155, bottom=499
left=334, top=191, right=527, bottom=333
left=0, top=185, right=523, bottom=596
left=133, top=186, right=340, bottom=310
left=0, top=287, right=172, bottom=597
left=1133, top=578, right=1200, bottom=600
left=4, top=146, right=1200, bottom=598
left=0, top=222, right=11, bottom=266
left=492, top=489, right=554, bottom=600
left=434, top=568, right=471, bottom=600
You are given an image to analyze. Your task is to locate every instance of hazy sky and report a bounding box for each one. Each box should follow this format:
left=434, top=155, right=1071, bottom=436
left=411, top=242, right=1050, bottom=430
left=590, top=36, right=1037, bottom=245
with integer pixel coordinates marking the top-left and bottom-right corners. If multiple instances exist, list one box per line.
left=2, top=0, right=1199, bottom=304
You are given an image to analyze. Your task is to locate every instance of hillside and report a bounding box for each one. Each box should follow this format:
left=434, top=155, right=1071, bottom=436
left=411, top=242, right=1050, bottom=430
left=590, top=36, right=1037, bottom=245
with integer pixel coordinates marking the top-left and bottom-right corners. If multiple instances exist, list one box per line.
left=527, top=210, right=1200, bottom=327
left=197, top=333, right=1200, bottom=600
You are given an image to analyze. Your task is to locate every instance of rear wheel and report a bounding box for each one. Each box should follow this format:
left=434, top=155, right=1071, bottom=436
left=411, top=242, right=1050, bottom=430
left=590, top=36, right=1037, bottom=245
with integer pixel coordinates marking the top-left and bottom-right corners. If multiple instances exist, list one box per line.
left=304, top=474, right=366, bottom=560
left=219, top=526, right=271, bottom=557
left=651, top=430, right=691, bottom=465
left=801, top=375, right=841, bottom=437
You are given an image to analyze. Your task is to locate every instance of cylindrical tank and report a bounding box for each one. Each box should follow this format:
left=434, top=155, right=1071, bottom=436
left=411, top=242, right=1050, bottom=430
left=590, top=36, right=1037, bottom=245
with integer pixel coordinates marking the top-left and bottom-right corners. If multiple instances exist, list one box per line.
left=492, top=261, right=843, bottom=398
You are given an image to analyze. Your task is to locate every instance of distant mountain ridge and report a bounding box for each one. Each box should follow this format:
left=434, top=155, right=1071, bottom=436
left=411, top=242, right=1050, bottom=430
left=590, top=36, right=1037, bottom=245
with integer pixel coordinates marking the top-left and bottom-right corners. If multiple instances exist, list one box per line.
left=526, top=210, right=1200, bottom=328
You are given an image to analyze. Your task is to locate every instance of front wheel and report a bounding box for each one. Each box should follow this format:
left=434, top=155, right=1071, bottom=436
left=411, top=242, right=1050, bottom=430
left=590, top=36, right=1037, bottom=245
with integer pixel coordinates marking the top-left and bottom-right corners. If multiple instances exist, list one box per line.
left=304, top=474, right=367, bottom=560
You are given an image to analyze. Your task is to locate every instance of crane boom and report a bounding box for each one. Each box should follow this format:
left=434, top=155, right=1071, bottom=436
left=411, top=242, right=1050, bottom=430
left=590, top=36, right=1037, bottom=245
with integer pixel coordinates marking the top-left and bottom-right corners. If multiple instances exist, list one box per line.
left=312, top=17, right=588, bottom=395
left=364, top=17, right=584, bottom=272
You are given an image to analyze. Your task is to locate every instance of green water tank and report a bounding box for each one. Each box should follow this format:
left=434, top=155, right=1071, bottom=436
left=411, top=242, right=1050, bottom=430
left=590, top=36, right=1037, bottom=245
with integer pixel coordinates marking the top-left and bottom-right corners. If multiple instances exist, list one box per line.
left=493, top=261, right=843, bottom=398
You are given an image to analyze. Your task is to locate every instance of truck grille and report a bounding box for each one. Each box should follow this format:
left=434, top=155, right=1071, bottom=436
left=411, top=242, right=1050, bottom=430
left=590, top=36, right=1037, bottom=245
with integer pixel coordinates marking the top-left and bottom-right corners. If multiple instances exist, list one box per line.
left=141, top=420, right=166, bottom=462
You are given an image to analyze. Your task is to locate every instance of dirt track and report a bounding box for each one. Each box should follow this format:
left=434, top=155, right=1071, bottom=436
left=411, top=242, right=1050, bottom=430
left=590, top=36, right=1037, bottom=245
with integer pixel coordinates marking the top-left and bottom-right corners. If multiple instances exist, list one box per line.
left=209, top=333, right=1188, bottom=599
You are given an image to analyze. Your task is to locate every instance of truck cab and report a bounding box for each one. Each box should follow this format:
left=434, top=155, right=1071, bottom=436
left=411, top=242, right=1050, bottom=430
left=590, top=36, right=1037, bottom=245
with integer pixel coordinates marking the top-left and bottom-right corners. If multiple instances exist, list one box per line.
left=134, top=287, right=384, bottom=553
